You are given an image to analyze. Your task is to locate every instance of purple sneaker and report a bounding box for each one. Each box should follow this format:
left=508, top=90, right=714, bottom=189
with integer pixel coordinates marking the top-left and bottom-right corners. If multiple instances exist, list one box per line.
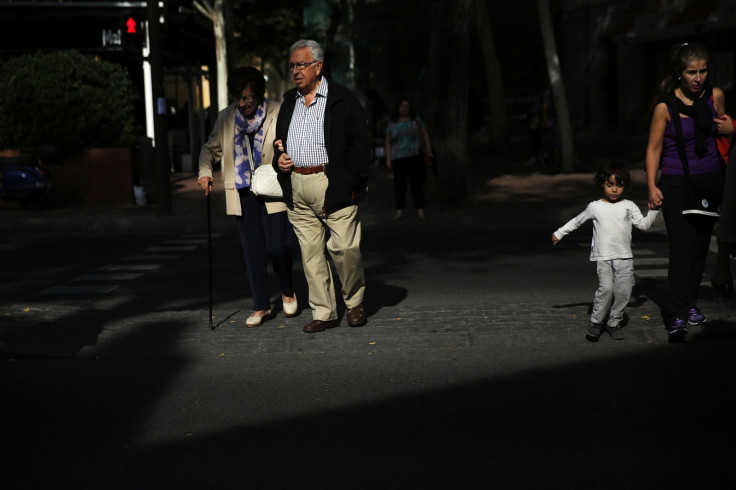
left=668, top=317, right=689, bottom=343
left=687, top=308, right=706, bottom=326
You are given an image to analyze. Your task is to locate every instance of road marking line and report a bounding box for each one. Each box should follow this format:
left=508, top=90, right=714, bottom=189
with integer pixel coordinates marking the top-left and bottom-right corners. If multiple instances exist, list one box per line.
left=635, top=258, right=669, bottom=266
left=72, top=273, right=145, bottom=281
left=41, top=285, right=120, bottom=294
left=99, top=264, right=163, bottom=271
left=125, top=254, right=181, bottom=260
left=635, top=270, right=667, bottom=278
left=180, top=234, right=220, bottom=238
left=145, top=246, right=198, bottom=252
left=162, top=239, right=208, bottom=245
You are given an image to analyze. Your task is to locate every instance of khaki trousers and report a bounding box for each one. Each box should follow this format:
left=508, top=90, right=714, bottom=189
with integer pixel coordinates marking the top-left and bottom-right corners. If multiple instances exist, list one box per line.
left=288, top=172, right=366, bottom=321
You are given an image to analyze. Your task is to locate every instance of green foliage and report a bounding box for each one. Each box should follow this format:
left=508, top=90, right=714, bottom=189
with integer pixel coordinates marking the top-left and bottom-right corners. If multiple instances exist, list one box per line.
left=0, top=50, right=139, bottom=156
left=231, top=0, right=307, bottom=69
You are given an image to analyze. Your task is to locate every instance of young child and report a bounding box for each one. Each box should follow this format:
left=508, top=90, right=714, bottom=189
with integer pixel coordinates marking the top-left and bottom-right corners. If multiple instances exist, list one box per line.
left=552, top=161, right=660, bottom=341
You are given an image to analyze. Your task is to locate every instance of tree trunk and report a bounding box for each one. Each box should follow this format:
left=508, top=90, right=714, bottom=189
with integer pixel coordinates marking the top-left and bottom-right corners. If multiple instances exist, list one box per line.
left=537, top=0, right=575, bottom=172
left=346, top=0, right=356, bottom=91
left=194, top=0, right=229, bottom=111
left=425, top=0, right=473, bottom=205
left=476, top=1, right=510, bottom=154
left=323, top=0, right=346, bottom=77
left=214, top=0, right=228, bottom=111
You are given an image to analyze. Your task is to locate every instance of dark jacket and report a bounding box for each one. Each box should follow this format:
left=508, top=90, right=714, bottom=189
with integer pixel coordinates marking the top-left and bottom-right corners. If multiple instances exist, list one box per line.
left=272, top=77, right=370, bottom=214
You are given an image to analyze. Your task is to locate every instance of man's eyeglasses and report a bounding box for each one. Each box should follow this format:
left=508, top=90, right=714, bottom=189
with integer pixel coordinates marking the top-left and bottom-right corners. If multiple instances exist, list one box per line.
left=288, top=60, right=319, bottom=71
left=237, top=96, right=256, bottom=104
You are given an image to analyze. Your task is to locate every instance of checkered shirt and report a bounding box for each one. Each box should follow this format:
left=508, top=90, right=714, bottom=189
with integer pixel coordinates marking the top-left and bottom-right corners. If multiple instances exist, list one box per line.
left=287, top=77, right=330, bottom=167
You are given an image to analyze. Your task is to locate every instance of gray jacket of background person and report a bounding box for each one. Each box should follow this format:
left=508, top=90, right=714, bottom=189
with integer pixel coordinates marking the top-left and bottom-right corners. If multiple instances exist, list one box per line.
left=198, top=100, right=286, bottom=215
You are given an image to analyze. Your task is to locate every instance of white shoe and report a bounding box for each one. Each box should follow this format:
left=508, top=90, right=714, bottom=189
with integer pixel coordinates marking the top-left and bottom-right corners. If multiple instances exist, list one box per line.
left=283, top=294, right=298, bottom=317
left=246, top=309, right=272, bottom=328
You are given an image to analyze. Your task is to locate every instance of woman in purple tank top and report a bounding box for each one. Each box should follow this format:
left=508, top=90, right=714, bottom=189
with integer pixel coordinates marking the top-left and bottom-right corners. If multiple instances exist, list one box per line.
left=645, top=43, right=734, bottom=342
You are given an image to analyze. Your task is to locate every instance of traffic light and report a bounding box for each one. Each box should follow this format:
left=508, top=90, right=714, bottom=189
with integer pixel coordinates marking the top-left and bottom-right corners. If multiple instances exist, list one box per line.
left=125, top=16, right=137, bottom=34
left=122, top=15, right=143, bottom=54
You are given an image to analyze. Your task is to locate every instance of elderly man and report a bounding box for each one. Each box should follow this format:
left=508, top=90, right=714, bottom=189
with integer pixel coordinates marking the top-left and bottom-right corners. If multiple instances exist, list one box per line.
left=273, top=39, right=369, bottom=333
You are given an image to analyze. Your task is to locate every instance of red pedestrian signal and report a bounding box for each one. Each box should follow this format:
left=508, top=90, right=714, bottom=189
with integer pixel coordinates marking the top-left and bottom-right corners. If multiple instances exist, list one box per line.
left=121, top=16, right=143, bottom=55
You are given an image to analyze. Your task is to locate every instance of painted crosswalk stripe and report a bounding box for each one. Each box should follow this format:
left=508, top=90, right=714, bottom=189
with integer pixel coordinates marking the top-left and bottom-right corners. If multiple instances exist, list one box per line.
left=38, top=234, right=211, bottom=297
left=125, top=254, right=180, bottom=260
left=162, top=239, right=208, bottom=245
left=635, top=270, right=666, bottom=278
left=145, top=246, right=198, bottom=252
left=72, top=273, right=145, bottom=281
left=634, top=258, right=668, bottom=266
left=99, top=264, right=163, bottom=271
left=42, top=285, right=120, bottom=294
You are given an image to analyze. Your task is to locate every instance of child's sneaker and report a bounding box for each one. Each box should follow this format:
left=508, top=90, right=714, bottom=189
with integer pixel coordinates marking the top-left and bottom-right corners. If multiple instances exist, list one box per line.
left=586, top=322, right=603, bottom=342
left=667, top=317, right=689, bottom=343
left=606, top=324, right=625, bottom=340
left=687, top=308, right=706, bottom=326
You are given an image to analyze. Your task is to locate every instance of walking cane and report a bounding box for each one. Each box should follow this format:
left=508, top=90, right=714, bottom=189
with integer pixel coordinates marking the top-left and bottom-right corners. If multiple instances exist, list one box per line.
left=207, top=180, right=214, bottom=330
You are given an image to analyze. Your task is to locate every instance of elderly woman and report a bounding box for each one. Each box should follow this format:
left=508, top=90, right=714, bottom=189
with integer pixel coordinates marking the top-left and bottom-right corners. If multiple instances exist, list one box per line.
left=197, top=66, right=297, bottom=327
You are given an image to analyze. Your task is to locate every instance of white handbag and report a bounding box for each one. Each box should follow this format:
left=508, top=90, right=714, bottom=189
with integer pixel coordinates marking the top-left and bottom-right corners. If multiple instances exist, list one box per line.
left=246, top=137, right=283, bottom=198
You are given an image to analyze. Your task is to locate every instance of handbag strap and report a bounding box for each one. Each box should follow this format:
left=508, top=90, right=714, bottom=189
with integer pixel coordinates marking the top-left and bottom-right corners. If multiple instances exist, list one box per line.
left=244, top=135, right=255, bottom=174
left=667, top=94, right=692, bottom=180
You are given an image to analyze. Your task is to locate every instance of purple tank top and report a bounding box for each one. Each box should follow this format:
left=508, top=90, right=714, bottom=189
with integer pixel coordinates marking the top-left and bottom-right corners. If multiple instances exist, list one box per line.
left=661, top=97, right=720, bottom=175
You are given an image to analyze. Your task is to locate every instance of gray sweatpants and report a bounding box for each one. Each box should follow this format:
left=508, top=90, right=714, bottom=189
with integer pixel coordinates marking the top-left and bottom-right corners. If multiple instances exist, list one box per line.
left=590, top=258, right=635, bottom=328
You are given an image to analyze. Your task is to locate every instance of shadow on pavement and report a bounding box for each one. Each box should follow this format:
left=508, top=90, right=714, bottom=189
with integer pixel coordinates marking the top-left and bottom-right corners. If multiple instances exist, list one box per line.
left=4, top=327, right=734, bottom=489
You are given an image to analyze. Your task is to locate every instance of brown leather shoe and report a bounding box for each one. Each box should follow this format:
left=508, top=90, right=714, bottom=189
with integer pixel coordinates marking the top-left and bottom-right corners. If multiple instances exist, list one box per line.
left=346, top=304, right=366, bottom=327
left=303, top=319, right=340, bottom=333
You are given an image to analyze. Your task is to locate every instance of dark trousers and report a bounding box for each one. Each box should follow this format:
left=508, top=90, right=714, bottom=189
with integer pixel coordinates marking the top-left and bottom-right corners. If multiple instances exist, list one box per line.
left=659, top=174, right=716, bottom=318
left=717, top=146, right=736, bottom=244
left=236, top=189, right=294, bottom=311
left=392, top=154, right=426, bottom=210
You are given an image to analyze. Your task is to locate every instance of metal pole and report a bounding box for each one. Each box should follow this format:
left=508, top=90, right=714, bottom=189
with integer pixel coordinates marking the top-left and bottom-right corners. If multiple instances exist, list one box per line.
left=147, top=0, right=172, bottom=215
left=207, top=181, right=213, bottom=329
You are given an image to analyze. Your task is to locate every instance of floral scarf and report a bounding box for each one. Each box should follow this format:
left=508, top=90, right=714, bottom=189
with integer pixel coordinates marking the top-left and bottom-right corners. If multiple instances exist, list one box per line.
left=234, top=99, right=267, bottom=189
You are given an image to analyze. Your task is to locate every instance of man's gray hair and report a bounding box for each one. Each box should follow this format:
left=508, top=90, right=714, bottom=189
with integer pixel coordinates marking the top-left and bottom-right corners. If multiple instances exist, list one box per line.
left=289, top=39, right=324, bottom=62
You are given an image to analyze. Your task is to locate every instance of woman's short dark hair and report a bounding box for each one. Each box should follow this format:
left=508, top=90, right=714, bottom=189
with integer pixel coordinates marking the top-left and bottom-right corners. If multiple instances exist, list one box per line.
left=595, top=161, right=630, bottom=188
left=226, top=66, right=266, bottom=100
left=391, top=97, right=416, bottom=122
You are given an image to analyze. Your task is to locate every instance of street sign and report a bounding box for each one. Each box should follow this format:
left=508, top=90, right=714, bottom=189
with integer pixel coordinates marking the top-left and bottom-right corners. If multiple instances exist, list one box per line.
left=102, top=28, right=122, bottom=48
